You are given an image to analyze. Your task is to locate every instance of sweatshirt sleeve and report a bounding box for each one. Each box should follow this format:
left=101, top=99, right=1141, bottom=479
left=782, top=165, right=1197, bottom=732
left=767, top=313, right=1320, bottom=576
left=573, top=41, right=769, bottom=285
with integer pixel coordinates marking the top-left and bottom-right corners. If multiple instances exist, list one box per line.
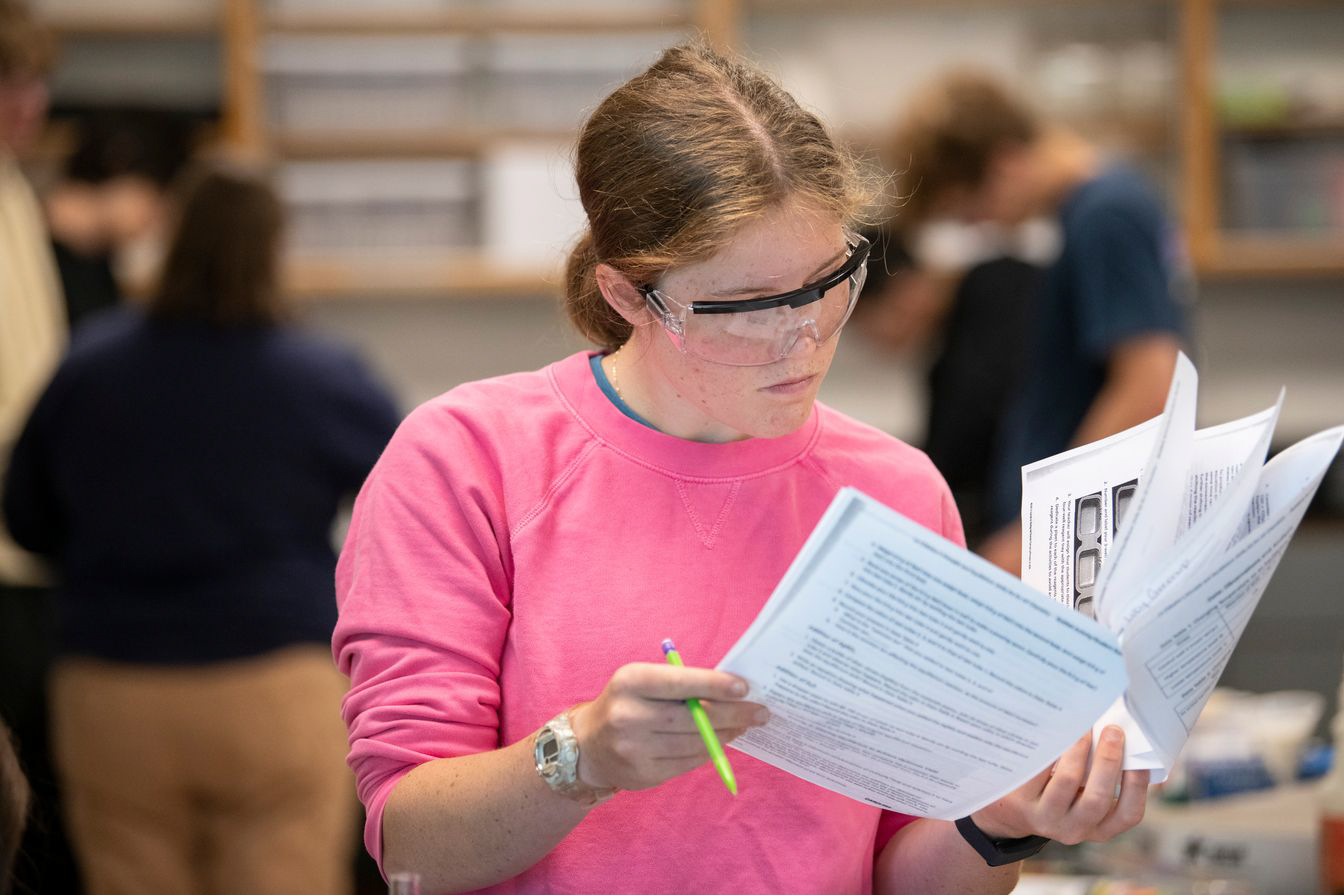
left=331, top=399, right=513, bottom=868
left=939, top=474, right=968, bottom=549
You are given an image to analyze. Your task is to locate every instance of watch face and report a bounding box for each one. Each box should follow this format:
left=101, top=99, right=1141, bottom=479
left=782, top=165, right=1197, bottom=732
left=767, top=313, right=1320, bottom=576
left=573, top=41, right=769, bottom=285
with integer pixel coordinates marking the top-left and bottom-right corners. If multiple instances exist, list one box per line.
left=536, top=729, right=561, bottom=777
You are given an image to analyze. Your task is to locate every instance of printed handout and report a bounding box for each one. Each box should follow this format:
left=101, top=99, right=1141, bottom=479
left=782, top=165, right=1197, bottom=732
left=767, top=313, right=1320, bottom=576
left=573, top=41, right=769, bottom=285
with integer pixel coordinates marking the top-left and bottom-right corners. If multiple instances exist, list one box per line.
left=716, top=352, right=1341, bottom=812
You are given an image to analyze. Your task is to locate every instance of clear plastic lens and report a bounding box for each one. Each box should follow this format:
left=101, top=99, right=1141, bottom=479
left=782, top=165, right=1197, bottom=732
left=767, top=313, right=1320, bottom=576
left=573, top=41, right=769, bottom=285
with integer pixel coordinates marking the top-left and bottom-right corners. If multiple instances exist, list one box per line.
left=674, top=265, right=865, bottom=366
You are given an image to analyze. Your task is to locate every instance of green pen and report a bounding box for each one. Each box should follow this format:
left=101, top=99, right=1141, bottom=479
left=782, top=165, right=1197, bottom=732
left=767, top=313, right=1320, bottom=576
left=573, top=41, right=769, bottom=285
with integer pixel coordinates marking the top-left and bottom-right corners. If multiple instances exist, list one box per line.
left=661, top=638, right=738, bottom=796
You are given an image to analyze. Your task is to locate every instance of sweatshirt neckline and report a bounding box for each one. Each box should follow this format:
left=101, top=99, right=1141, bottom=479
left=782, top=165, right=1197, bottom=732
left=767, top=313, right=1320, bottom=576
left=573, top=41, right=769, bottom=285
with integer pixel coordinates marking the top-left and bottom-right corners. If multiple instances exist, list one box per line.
left=550, top=351, right=821, bottom=480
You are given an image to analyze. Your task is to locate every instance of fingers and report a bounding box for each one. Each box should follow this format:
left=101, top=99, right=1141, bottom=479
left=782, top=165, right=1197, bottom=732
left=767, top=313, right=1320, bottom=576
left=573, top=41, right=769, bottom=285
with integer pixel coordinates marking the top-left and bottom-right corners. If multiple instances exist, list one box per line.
left=1037, top=731, right=1093, bottom=818
left=645, top=729, right=748, bottom=760
left=1092, top=769, right=1150, bottom=840
left=649, top=698, right=769, bottom=733
left=1069, top=725, right=1128, bottom=821
left=575, top=663, right=768, bottom=792
left=612, top=662, right=749, bottom=702
left=1044, top=726, right=1146, bottom=845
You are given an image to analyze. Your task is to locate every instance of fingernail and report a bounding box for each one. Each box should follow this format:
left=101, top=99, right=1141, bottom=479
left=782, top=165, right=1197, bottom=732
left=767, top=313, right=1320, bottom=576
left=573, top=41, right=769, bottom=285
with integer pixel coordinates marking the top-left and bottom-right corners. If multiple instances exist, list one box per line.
left=1103, top=726, right=1123, bottom=745
left=731, top=679, right=748, bottom=697
left=754, top=708, right=771, bottom=725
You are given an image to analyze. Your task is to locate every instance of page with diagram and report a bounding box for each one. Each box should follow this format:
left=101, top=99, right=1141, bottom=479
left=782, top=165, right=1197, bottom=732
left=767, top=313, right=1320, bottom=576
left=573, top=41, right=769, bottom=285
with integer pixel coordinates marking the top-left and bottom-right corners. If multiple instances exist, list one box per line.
left=1019, top=350, right=1342, bottom=780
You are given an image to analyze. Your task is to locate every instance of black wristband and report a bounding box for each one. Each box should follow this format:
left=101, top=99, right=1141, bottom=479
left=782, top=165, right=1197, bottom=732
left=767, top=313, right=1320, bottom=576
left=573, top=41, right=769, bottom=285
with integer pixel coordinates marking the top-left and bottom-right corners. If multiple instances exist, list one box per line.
left=954, top=815, right=1050, bottom=867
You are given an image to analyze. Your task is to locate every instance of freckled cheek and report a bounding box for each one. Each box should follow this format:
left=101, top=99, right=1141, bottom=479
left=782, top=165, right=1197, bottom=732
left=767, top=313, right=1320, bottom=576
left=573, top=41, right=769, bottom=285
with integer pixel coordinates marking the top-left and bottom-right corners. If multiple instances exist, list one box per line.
left=683, top=364, right=763, bottom=413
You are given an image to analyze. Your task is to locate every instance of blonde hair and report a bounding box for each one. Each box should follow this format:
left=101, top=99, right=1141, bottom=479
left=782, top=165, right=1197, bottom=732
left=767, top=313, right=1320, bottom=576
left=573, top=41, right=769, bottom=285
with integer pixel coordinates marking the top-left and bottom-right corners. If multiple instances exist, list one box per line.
left=565, top=41, right=871, bottom=350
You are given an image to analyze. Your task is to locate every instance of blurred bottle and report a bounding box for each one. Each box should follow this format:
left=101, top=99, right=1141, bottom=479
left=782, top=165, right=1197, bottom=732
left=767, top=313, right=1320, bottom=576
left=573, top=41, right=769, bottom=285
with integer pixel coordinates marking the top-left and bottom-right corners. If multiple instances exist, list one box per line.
left=1322, top=658, right=1344, bottom=895
left=388, top=871, right=422, bottom=895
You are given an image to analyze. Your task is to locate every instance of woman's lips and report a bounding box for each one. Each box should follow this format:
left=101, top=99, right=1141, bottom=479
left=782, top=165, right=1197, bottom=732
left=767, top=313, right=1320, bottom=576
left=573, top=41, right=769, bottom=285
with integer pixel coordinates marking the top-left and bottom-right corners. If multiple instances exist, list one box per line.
left=761, top=373, right=818, bottom=395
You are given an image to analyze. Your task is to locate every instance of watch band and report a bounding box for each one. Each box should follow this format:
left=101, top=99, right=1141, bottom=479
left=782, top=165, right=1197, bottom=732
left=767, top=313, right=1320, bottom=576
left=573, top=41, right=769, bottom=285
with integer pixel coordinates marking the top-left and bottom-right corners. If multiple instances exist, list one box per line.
left=533, top=710, right=617, bottom=807
left=954, top=815, right=1049, bottom=867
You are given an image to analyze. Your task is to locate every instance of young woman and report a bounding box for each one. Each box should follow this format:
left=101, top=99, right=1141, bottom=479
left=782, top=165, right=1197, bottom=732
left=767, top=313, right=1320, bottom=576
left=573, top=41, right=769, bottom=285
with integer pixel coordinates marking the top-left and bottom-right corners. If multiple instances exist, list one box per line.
left=334, top=43, right=1149, bottom=894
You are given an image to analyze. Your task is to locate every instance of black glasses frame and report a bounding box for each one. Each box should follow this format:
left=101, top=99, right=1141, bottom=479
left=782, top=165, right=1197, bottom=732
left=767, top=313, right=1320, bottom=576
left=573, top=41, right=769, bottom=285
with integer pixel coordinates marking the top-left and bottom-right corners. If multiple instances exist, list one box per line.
left=641, top=236, right=871, bottom=317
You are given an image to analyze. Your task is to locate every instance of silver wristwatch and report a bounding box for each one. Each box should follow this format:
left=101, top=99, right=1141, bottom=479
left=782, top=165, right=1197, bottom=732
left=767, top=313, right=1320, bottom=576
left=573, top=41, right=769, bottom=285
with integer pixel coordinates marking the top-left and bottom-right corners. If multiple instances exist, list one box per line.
left=533, top=710, right=616, bottom=807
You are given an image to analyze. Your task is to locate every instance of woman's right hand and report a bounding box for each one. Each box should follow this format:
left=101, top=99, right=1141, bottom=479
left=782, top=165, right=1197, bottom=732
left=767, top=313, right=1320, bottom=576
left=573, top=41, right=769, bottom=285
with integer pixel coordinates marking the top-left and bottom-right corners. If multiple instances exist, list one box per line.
left=568, top=662, right=770, bottom=792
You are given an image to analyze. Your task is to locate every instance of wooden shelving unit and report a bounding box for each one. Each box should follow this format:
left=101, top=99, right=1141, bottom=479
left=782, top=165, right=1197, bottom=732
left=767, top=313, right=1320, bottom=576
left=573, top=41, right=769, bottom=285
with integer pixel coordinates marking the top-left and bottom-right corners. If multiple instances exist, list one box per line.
left=264, top=7, right=696, bottom=36
left=47, top=11, right=218, bottom=36
left=1195, top=238, right=1344, bottom=278
left=216, top=0, right=740, bottom=298
left=45, top=0, right=1339, bottom=294
left=1180, top=0, right=1344, bottom=278
left=284, top=254, right=558, bottom=300
left=272, top=128, right=576, bottom=160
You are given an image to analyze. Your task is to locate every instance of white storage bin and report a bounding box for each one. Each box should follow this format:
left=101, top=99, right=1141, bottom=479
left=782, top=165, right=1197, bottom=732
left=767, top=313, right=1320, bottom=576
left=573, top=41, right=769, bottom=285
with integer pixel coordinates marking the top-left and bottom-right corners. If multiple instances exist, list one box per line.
left=265, top=35, right=474, bottom=133
left=279, top=159, right=477, bottom=256
left=481, top=140, right=585, bottom=269
left=482, top=32, right=678, bottom=131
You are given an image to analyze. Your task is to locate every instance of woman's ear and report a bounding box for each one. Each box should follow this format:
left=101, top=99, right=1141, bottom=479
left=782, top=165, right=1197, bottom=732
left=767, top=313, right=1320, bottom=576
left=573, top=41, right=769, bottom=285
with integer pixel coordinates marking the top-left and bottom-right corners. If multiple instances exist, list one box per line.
left=595, top=263, right=654, bottom=327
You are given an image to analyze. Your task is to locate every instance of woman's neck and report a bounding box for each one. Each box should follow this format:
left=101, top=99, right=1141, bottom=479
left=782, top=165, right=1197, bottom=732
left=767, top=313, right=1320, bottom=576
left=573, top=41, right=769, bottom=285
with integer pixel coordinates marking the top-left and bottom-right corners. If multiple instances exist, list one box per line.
left=602, top=344, right=750, bottom=444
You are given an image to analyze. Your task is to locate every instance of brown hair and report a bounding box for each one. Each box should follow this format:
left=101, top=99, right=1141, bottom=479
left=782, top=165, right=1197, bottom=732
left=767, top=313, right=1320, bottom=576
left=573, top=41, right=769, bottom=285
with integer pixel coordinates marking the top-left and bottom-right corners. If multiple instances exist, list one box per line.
left=0, top=720, right=28, bottom=895
left=150, top=167, right=288, bottom=328
left=0, top=0, right=55, bottom=79
left=889, top=70, right=1039, bottom=226
left=565, top=41, right=872, bottom=351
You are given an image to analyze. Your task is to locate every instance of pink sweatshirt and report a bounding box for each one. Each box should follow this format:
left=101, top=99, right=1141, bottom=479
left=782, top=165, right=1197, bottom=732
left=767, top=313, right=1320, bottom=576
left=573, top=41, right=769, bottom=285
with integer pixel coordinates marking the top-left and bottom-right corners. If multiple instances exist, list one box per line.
left=334, top=350, right=965, bottom=894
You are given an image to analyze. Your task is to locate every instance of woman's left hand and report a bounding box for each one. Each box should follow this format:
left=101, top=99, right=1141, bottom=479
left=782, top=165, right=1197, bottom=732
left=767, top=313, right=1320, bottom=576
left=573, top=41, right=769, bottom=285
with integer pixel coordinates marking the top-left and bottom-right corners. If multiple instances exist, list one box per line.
left=970, top=725, right=1150, bottom=845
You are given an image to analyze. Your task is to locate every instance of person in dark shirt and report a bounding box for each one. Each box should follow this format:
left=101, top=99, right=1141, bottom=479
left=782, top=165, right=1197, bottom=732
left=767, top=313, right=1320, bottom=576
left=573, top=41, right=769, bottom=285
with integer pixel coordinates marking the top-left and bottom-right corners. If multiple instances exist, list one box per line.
left=856, top=226, right=1042, bottom=547
left=45, top=107, right=194, bottom=329
left=3, top=166, right=401, bottom=894
left=890, top=70, right=1189, bottom=573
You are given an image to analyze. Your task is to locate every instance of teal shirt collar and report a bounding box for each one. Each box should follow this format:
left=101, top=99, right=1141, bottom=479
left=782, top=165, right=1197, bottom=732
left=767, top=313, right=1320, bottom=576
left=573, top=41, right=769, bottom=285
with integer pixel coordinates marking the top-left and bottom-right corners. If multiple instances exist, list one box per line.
left=589, top=353, right=659, bottom=431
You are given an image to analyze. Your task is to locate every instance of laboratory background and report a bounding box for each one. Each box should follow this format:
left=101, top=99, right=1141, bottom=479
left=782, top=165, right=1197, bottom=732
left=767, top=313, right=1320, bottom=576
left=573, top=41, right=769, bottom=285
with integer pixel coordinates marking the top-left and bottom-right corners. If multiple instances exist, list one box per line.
left=1, top=0, right=1342, bottom=893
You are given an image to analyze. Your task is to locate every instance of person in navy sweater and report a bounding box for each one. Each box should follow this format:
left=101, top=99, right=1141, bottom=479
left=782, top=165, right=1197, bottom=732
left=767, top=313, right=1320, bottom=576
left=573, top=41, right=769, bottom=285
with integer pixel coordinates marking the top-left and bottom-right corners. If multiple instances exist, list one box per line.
left=3, top=166, right=401, bottom=895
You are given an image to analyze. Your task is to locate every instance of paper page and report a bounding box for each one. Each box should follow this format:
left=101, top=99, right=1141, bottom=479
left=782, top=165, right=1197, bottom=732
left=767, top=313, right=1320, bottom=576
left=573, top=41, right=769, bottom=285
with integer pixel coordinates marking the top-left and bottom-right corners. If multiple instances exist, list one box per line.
left=1104, top=396, right=1282, bottom=640
left=1019, top=386, right=1279, bottom=631
left=1019, top=355, right=1282, bottom=776
left=717, top=488, right=1128, bottom=821
left=1091, top=353, right=1199, bottom=616
left=1020, top=417, right=1159, bottom=613
left=1180, top=403, right=1283, bottom=536
left=1117, top=427, right=1344, bottom=769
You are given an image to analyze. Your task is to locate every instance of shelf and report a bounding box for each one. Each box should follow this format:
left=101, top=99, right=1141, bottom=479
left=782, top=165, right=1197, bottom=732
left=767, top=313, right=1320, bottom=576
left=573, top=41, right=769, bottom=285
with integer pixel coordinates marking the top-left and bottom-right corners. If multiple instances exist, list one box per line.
left=746, top=0, right=1170, bottom=8
left=48, top=12, right=218, bottom=37
left=1221, top=119, right=1344, bottom=140
left=1196, top=236, right=1344, bottom=277
left=284, top=253, right=560, bottom=298
left=273, top=129, right=576, bottom=158
left=266, top=7, right=692, bottom=35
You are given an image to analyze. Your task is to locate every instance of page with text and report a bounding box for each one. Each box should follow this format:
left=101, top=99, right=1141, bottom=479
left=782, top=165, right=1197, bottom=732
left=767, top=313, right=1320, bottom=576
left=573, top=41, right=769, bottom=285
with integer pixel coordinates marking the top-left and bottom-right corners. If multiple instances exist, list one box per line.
left=717, top=489, right=1128, bottom=820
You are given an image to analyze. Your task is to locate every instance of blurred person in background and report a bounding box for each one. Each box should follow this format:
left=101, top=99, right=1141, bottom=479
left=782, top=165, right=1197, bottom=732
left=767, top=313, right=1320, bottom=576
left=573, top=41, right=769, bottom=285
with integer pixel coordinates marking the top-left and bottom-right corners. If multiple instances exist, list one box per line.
left=2, top=166, right=401, bottom=895
left=0, top=2, right=76, bottom=891
left=890, top=70, right=1189, bottom=574
left=1, top=719, right=28, bottom=895
left=855, top=224, right=1043, bottom=547
left=45, top=107, right=195, bottom=328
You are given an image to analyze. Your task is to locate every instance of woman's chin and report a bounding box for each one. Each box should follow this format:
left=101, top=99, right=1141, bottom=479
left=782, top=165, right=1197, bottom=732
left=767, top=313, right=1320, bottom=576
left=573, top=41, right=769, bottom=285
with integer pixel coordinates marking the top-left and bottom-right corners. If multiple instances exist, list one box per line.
left=743, top=398, right=817, bottom=439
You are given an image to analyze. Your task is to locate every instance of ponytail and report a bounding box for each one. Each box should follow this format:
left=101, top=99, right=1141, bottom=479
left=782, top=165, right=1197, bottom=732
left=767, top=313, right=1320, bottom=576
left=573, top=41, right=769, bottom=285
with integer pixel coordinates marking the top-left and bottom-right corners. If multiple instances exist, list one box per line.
left=563, top=231, right=633, bottom=351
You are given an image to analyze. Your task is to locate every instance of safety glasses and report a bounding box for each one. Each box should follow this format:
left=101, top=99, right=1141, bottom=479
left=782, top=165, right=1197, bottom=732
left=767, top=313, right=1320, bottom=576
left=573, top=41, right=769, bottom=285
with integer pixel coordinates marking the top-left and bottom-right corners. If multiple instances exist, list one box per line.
left=640, top=234, right=871, bottom=367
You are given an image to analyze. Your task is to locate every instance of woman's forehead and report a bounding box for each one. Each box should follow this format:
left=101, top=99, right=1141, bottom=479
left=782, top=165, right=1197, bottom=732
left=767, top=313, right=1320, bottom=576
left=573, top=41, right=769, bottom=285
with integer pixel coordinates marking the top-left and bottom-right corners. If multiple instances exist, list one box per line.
left=668, top=206, right=847, bottom=293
